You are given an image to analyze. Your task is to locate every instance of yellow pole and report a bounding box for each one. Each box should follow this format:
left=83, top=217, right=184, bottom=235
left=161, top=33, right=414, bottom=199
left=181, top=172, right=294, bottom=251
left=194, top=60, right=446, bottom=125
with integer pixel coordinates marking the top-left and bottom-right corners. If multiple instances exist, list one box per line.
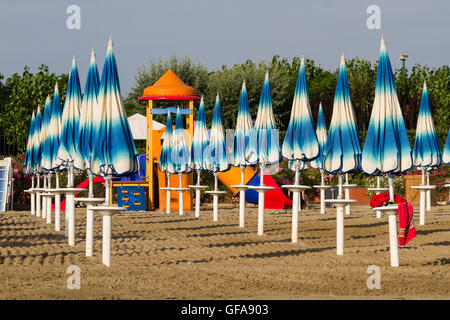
left=147, top=100, right=154, bottom=210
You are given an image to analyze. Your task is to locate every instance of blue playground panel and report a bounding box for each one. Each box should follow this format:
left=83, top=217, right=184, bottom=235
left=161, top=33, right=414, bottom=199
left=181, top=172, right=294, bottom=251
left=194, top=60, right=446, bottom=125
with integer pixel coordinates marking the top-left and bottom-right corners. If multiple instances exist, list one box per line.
left=116, top=185, right=147, bottom=211
left=119, top=153, right=147, bottom=182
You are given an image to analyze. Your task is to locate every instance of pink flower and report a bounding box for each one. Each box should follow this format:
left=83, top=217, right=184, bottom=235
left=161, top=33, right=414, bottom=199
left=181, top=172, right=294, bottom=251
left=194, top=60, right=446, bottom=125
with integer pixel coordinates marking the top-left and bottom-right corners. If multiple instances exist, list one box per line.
left=19, top=154, right=24, bottom=161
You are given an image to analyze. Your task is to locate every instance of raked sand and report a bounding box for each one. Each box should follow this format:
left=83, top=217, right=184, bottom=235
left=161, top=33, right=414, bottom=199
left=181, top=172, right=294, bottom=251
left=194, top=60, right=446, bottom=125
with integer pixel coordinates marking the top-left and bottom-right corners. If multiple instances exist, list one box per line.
left=0, top=203, right=449, bottom=299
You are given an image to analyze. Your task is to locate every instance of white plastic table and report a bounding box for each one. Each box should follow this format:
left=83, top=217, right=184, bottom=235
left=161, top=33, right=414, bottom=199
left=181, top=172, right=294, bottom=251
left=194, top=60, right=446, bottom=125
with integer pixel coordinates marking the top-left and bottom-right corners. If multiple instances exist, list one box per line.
left=24, top=189, right=36, bottom=216
left=247, top=185, right=275, bottom=235
left=342, top=183, right=357, bottom=215
left=372, top=205, right=399, bottom=267
left=312, top=185, right=332, bottom=214
left=411, top=185, right=436, bottom=225
left=87, top=206, right=125, bottom=267
left=188, top=185, right=208, bottom=218
left=205, top=190, right=228, bottom=222
left=282, top=185, right=311, bottom=243
left=230, top=184, right=249, bottom=227
left=56, top=188, right=87, bottom=246
left=325, top=199, right=357, bottom=255
left=75, top=198, right=105, bottom=257
left=172, top=187, right=190, bottom=216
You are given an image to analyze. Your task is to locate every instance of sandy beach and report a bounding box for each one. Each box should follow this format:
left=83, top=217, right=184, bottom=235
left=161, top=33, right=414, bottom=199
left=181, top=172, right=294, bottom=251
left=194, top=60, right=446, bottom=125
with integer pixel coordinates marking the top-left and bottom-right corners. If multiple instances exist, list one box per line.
left=0, top=203, right=449, bottom=300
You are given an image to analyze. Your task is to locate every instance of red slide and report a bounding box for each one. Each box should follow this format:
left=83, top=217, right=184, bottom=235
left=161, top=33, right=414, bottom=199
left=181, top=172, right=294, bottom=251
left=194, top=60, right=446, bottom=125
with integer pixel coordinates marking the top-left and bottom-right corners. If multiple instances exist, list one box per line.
left=52, top=176, right=105, bottom=212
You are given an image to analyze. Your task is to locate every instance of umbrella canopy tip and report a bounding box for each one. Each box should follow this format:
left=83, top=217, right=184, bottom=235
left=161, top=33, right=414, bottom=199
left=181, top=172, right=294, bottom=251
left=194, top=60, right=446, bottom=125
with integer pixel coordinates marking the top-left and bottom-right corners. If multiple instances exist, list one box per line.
left=380, top=34, right=386, bottom=48
left=340, top=52, right=346, bottom=64
left=54, top=82, right=58, bottom=92
left=242, top=80, right=246, bottom=89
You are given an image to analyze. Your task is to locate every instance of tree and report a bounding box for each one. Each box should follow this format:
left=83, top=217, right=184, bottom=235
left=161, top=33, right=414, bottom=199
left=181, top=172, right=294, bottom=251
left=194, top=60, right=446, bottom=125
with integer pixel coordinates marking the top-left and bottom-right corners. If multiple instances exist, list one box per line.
left=0, top=65, right=68, bottom=153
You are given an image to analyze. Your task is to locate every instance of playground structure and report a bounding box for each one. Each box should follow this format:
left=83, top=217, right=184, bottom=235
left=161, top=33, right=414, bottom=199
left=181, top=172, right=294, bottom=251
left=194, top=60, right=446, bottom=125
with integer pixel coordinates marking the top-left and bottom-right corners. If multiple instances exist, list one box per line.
left=100, top=69, right=292, bottom=211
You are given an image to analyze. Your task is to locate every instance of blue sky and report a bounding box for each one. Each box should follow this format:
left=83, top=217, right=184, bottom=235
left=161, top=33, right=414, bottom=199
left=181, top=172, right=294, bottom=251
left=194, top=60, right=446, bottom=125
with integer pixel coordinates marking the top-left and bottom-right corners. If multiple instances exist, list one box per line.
left=0, top=0, right=448, bottom=95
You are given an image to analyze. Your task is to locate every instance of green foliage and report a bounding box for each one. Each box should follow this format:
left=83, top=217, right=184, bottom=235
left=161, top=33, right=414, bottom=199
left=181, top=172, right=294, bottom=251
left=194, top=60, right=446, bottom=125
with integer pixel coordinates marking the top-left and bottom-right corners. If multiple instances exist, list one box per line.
left=0, top=65, right=68, bottom=153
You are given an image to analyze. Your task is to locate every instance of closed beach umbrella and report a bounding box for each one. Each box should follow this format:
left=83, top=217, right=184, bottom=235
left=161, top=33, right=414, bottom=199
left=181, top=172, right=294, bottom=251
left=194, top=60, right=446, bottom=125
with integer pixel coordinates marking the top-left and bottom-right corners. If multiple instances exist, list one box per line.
left=362, top=36, right=412, bottom=267
left=31, top=107, right=42, bottom=175
left=189, top=97, right=210, bottom=217
left=281, top=57, right=319, bottom=240
left=24, top=110, right=36, bottom=175
left=311, top=103, right=327, bottom=170
left=413, top=81, right=442, bottom=170
left=231, top=81, right=253, bottom=168
left=159, top=112, right=175, bottom=214
left=42, top=84, right=63, bottom=173
left=205, top=94, right=230, bottom=173
left=282, top=56, right=319, bottom=166
left=311, top=102, right=330, bottom=214
left=230, top=81, right=254, bottom=226
left=172, top=107, right=191, bottom=215
left=444, top=128, right=450, bottom=164
left=172, top=107, right=191, bottom=175
left=79, top=49, right=100, bottom=197
left=40, top=95, right=53, bottom=175
left=190, top=97, right=209, bottom=171
left=323, top=53, right=361, bottom=195
left=159, top=112, right=175, bottom=174
left=247, top=72, right=280, bottom=167
left=91, top=37, right=138, bottom=205
left=57, top=56, right=83, bottom=185
left=361, top=36, right=412, bottom=191
left=205, top=94, right=230, bottom=221
left=247, top=72, right=280, bottom=235
left=412, top=81, right=442, bottom=221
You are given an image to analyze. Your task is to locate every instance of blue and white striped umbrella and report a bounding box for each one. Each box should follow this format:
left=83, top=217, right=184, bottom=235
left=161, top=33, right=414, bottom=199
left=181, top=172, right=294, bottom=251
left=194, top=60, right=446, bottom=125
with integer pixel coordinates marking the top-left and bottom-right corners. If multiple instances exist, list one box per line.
left=247, top=72, right=280, bottom=166
left=159, top=112, right=175, bottom=173
left=230, top=81, right=253, bottom=167
left=42, top=83, right=63, bottom=171
left=413, top=81, right=442, bottom=168
left=311, top=103, right=327, bottom=170
left=323, top=53, right=361, bottom=174
left=24, top=110, right=36, bottom=174
left=282, top=57, right=319, bottom=166
left=362, top=36, right=412, bottom=175
left=39, top=95, right=53, bottom=174
left=444, top=128, right=450, bottom=164
left=172, top=108, right=191, bottom=174
left=79, top=49, right=100, bottom=171
left=190, top=97, right=209, bottom=170
left=57, top=57, right=83, bottom=170
left=31, top=107, right=42, bottom=173
left=205, top=94, right=230, bottom=172
left=91, top=37, right=138, bottom=177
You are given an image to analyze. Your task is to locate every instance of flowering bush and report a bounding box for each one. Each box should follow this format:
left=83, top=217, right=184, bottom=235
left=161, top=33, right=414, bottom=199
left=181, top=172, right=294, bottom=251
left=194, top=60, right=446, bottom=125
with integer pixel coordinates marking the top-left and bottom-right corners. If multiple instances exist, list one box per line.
left=433, top=165, right=450, bottom=201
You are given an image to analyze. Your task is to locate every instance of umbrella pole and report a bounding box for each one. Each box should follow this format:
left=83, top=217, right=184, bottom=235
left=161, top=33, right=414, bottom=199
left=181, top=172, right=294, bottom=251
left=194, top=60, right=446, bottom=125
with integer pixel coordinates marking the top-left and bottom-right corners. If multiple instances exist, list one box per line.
left=345, top=173, right=351, bottom=215
left=421, top=167, right=425, bottom=186
left=42, top=174, right=47, bottom=220
left=239, top=166, right=246, bottom=228
left=338, top=174, right=343, bottom=199
left=194, top=170, right=201, bottom=218
left=31, top=175, right=35, bottom=216
left=388, top=173, right=394, bottom=202
left=104, top=176, right=111, bottom=207
left=292, top=162, right=300, bottom=243
left=178, top=173, right=184, bottom=216
left=258, top=163, right=266, bottom=236
left=46, top=173, right=52, bottom=224
left=36, top=174, right=41, bottom=217
left=166, top=173, right=171, bottom=214
left=213, top=172, right=219, bottom=222
left=320, top=170, right=325, bottom=214
left=55, top=170, right=61, bottom=231
left=426, top=170, right=431, bottom=211
left=88, top=172, right=94, bottom=198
